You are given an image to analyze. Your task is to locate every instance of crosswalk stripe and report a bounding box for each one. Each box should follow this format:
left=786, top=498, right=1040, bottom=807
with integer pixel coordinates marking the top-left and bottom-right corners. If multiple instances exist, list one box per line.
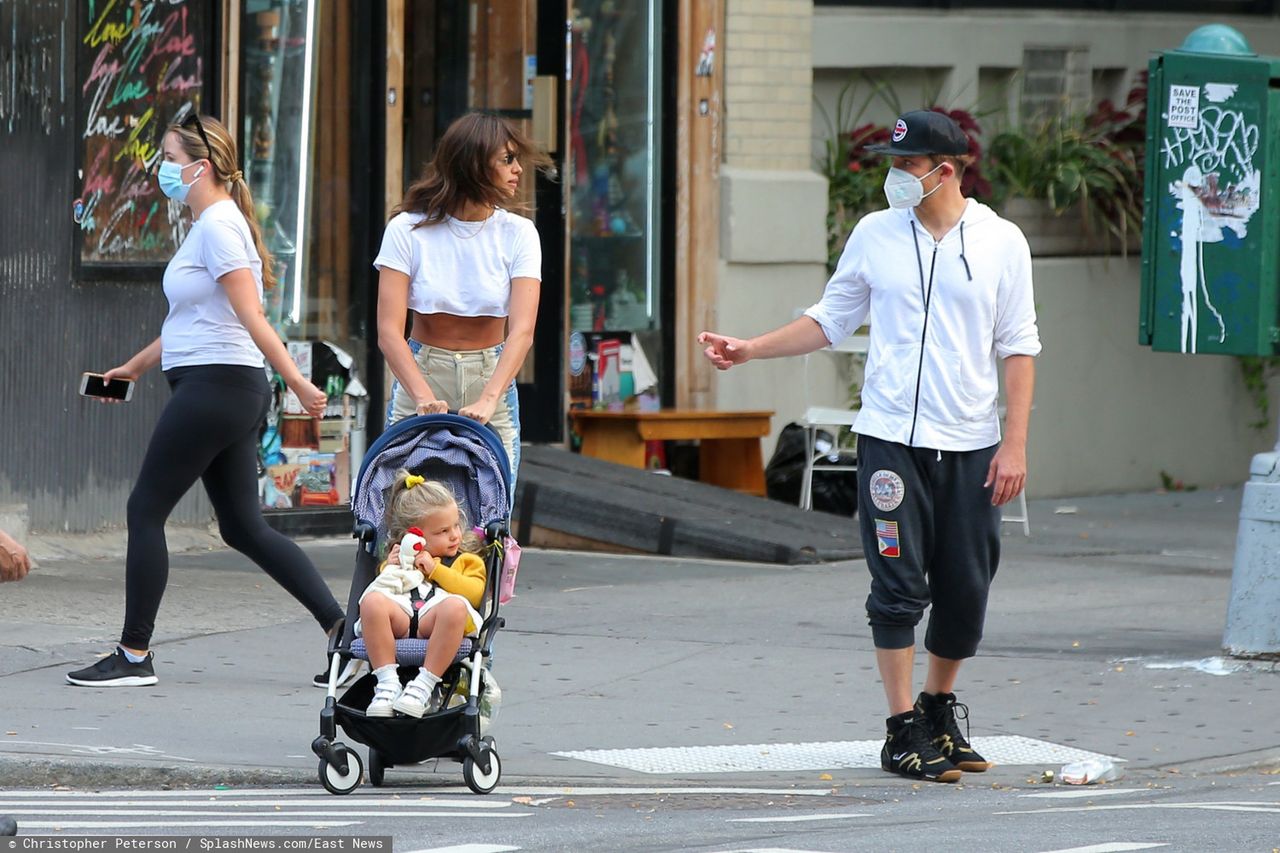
left=0, top=785, right=834, bottom=798
left=5, top=810, right=534, bottom=818
left=708, top=848, right=847, bottom=853
left=1020, top=788, right=1151, bottom=800
left=554, top=735, right=1115, bottom=774
left=726, top=813, right=871, bottom=824
left=1037, top=844, right=1168, bottom=853
left=19, top=821, right=363, bottom=829
left=0, top=799, right=511, bottom=809
left=1000, top=802, right=1280, bottom=815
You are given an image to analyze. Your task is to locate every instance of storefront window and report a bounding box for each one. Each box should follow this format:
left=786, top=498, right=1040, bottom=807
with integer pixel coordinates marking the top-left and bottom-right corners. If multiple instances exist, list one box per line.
left=239, top=0, right=369, bottom=511
left=566, top=1, right=664, bottom=409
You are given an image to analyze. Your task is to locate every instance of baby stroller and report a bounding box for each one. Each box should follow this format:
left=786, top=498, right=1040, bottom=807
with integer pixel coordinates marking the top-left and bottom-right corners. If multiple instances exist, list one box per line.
left=312, top=413, right=512, bottom=795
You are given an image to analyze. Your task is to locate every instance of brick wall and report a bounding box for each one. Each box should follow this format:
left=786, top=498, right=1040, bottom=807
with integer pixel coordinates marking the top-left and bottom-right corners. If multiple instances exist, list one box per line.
left=723, top=0, right=813, bottom=171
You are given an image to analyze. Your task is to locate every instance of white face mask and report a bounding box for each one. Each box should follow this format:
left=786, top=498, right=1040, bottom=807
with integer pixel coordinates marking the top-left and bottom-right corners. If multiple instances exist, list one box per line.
left=883, top=163, right=944, bottom=209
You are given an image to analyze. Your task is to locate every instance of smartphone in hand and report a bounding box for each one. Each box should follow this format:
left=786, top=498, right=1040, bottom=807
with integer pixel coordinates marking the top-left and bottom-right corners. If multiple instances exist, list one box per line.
left=80, top=372, right=135, bottom=402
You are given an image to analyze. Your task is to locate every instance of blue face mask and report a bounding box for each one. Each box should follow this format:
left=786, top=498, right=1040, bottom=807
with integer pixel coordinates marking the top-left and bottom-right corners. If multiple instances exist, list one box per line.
left=157, top=160, right=205, bottom=203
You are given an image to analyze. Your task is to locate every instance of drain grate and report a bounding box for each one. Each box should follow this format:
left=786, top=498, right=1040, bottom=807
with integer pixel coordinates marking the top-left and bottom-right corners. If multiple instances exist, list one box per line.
left=553, top=736, right=1118, bottom=775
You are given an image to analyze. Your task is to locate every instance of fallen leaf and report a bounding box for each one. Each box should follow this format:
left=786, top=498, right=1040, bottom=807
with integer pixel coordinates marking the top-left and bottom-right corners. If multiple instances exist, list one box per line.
left=819, top=773, right=833, bottom=781
left=723, top=722, right=734, bottom=730
left=1126, top=730, right=1135, bottom=737
left=1071, top=641, right=1080, bottom=648
left=512, top=796, right=533, bottom=804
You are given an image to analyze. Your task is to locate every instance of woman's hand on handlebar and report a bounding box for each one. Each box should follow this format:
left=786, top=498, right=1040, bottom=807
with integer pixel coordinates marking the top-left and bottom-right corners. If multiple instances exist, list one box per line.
left=458, top=394, right=497, bottom=425
left=415, top=397, right=449, bottom=416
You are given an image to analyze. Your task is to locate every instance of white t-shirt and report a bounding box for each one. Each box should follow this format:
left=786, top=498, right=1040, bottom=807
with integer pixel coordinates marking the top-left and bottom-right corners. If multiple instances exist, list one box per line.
left=804, top=199, right=1041, bottom=451
left=161, top=200, right=266, bottom=371
left=372, top=208, right=541, bottom=317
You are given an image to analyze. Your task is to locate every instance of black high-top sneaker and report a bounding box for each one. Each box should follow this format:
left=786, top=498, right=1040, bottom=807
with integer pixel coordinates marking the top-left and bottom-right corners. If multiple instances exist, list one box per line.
left=916, top=691, right=993, bottom=772
left=880, top=710, right=962, bottom=782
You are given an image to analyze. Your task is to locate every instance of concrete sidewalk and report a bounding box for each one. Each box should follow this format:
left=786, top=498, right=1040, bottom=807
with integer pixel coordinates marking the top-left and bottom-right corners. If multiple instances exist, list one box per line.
left=0, top=486, right=1275, bottom=790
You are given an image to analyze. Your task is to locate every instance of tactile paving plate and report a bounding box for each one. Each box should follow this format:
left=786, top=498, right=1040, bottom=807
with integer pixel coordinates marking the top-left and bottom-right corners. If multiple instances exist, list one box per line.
left=553, top=736, right=1118, bottom=775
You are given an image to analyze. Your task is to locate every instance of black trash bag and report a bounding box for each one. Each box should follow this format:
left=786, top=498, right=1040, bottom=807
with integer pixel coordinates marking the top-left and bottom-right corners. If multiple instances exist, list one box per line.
left=765, top=422, right=858, bottom=517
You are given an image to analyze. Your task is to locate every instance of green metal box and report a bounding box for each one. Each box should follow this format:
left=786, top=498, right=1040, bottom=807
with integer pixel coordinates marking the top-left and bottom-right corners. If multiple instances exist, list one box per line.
left=1139, top=26, right=1280, bottom=356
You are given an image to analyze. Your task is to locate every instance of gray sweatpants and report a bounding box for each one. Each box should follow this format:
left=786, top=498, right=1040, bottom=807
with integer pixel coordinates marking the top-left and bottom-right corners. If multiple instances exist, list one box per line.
left=857, top=434, right=1002, bottom=659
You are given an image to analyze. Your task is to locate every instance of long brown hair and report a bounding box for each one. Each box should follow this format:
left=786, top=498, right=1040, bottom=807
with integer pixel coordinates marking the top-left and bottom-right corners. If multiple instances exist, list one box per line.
left=396, top=111, right=552, bottom=226
left=167, top=114, right=277, bottom=292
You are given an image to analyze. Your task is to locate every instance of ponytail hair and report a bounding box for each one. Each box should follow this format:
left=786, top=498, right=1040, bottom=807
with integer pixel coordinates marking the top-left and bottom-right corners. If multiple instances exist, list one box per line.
left=382, top=470, right=481, bottom=554
left=167, top=114, right=277, bottom=292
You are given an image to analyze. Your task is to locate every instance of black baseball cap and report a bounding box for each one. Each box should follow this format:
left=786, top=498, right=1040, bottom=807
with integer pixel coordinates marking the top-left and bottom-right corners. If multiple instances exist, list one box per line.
left=866, top=110, right=969, bottom=157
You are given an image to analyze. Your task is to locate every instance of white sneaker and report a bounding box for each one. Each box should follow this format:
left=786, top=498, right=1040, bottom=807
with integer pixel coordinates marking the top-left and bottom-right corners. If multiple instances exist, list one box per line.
left=366, top=681, right=401, bottom=718
left=391, top=678, right=438, bottom=718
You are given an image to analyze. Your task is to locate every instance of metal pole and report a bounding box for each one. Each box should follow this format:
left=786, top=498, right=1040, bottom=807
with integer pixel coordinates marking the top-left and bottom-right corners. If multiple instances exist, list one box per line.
left=1223, top=420, right=1280, bottom=658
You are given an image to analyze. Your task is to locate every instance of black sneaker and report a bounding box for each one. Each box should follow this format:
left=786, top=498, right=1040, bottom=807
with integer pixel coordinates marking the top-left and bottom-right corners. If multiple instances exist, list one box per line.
left=66, top=648, right=158, bottom=688
left=916, top=691, right=992, bottom=772
left=881, top=710, right=962, bottom=782
left=312, top=658, right=366, bottom=689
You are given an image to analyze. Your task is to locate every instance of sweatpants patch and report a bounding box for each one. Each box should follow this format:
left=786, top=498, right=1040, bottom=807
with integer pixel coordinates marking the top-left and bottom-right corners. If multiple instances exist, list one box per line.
left=875, top=519, right=901, bottom=558
left=869, top=469, right=906, bottom=511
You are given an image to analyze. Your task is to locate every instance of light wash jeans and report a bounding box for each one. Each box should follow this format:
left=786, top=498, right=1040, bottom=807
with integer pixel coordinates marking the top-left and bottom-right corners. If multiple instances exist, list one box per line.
left=386, top=339, right=521, bottom=505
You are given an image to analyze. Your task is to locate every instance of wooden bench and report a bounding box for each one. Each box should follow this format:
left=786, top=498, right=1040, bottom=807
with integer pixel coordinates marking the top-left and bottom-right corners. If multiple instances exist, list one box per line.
left=569, top=409, right=774, bottom=496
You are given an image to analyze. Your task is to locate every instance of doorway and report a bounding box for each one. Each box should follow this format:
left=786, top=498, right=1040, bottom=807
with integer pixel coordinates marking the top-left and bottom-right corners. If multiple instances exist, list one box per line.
left=400, top=0, right=566, bottom=443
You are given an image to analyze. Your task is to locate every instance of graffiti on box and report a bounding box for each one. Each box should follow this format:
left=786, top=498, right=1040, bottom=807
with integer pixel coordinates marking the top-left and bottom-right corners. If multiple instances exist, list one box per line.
left=1162, top=87, right=1261, bottom=353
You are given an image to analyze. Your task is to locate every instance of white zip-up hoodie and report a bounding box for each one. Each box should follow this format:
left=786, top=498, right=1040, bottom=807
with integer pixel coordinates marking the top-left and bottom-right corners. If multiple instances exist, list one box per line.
left=804, top=199, right=1041, bottom=451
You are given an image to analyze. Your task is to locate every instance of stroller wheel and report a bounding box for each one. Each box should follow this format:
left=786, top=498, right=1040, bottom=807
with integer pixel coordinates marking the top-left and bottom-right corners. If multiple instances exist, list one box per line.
left=368, top=748, right=387, bottom=787
left=462, top=736, right=501, bottom=794
left=318, top=745, right=363, bottom=795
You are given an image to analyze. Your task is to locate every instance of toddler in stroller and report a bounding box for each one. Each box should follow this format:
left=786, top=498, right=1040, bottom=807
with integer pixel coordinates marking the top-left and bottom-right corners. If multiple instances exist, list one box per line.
left=312, top=414, right=512, bottom=795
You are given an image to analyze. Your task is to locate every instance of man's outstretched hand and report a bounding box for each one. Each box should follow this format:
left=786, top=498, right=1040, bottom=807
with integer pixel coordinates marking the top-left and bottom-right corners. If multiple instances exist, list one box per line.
left=698, top=331, right=751, bottom=371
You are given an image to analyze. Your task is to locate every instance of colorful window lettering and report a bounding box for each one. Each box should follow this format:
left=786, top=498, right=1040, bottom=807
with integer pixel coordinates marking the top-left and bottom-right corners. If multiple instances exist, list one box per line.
left=76, top=0, right=212, bottom=272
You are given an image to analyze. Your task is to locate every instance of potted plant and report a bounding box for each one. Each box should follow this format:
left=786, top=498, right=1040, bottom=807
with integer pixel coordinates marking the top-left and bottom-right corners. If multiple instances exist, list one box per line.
left=988, top=76, right=1146, bottom=256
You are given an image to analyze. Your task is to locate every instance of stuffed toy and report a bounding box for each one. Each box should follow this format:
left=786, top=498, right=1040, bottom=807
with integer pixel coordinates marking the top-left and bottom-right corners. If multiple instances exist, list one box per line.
left=399, top=526, right=427, bottom=573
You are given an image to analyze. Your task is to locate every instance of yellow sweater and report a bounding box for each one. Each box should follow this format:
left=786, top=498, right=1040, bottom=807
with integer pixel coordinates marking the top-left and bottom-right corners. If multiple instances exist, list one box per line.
left=424, top=552, right=487, bottom=609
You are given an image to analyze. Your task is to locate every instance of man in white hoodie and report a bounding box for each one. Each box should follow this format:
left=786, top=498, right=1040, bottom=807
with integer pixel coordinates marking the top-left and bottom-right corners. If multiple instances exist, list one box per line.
left=700, top=109, right=1040, bottom=783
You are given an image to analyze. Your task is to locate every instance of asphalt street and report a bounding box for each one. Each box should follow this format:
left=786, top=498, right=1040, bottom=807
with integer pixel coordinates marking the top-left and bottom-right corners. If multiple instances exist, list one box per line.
left=1, top=486, right=1277, bottom=851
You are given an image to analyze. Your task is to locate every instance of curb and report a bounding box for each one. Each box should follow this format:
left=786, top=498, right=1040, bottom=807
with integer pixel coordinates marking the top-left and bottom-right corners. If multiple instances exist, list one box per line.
left=0, top=757, right=314, bottom=790
left=1149, top=745, right=1280, bottom=777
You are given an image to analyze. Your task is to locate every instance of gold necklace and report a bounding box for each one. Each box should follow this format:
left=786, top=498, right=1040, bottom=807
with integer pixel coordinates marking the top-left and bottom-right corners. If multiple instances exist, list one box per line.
left=446, top=208, right=496, bottom=240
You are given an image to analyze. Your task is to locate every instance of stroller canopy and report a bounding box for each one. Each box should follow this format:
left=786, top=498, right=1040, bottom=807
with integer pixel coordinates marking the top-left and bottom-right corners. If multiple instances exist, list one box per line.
left=352, top=414, right=511, bottom=539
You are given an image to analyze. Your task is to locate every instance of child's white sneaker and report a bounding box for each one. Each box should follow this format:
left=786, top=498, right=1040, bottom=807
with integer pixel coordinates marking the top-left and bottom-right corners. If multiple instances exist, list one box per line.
left=392, top=678, right=438, bottom=718
left=366, top=681, right=401, bottom=718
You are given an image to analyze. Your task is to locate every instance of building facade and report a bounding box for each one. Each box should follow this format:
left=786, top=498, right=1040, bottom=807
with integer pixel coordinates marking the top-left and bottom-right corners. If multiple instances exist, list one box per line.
left=8, top=1, right=1280, bottom=535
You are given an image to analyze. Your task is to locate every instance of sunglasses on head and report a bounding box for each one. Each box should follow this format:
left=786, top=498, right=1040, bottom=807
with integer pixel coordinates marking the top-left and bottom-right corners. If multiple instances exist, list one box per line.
left=182, top=112, right=213, bottom=156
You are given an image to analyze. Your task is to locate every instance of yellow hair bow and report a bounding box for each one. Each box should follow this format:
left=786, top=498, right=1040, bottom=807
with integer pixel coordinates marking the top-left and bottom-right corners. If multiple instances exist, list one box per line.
left=404, top=474, right=425, bottom=489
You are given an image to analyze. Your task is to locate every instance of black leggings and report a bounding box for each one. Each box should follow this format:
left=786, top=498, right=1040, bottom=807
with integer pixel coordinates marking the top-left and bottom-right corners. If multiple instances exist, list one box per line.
left=121, top=364, right=344, bottom=649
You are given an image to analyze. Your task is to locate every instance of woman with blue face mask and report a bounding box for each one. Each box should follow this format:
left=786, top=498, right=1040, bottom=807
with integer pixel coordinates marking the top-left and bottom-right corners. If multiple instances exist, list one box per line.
left=66, top=114, right=347, bottom=689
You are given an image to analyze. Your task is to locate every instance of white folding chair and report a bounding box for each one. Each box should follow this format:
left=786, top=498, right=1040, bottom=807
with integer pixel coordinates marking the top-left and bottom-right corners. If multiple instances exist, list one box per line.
left=997, top=403, right=1031, bottom=536
left=798, top=333, right=869, bottom=511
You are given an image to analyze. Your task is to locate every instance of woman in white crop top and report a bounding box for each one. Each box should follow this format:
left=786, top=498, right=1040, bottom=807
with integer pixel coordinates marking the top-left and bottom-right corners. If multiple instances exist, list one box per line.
left=375, top=112, right=550, bottom=494
left=66, top=115, right=345, bottom=689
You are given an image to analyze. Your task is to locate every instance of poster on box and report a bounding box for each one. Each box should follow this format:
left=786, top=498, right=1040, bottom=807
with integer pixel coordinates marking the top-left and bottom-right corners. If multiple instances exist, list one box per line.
left=568, top=332, right=631, bottom=409
left=264, top=463, right=308, bottom=508
left=299, top=454, right=340, bottom=506
left=594, top=339, right=622, bottom=407
left=282, top=342, right=312, bottom=415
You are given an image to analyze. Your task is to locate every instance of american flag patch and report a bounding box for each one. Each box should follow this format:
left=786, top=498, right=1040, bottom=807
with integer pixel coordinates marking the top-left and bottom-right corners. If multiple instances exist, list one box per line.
left=876, top=519, right=900, bottom=558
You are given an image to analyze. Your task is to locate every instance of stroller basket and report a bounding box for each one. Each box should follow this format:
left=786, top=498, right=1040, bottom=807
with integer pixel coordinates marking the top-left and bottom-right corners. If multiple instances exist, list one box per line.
left=312, top=414, right=512, bottom=795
